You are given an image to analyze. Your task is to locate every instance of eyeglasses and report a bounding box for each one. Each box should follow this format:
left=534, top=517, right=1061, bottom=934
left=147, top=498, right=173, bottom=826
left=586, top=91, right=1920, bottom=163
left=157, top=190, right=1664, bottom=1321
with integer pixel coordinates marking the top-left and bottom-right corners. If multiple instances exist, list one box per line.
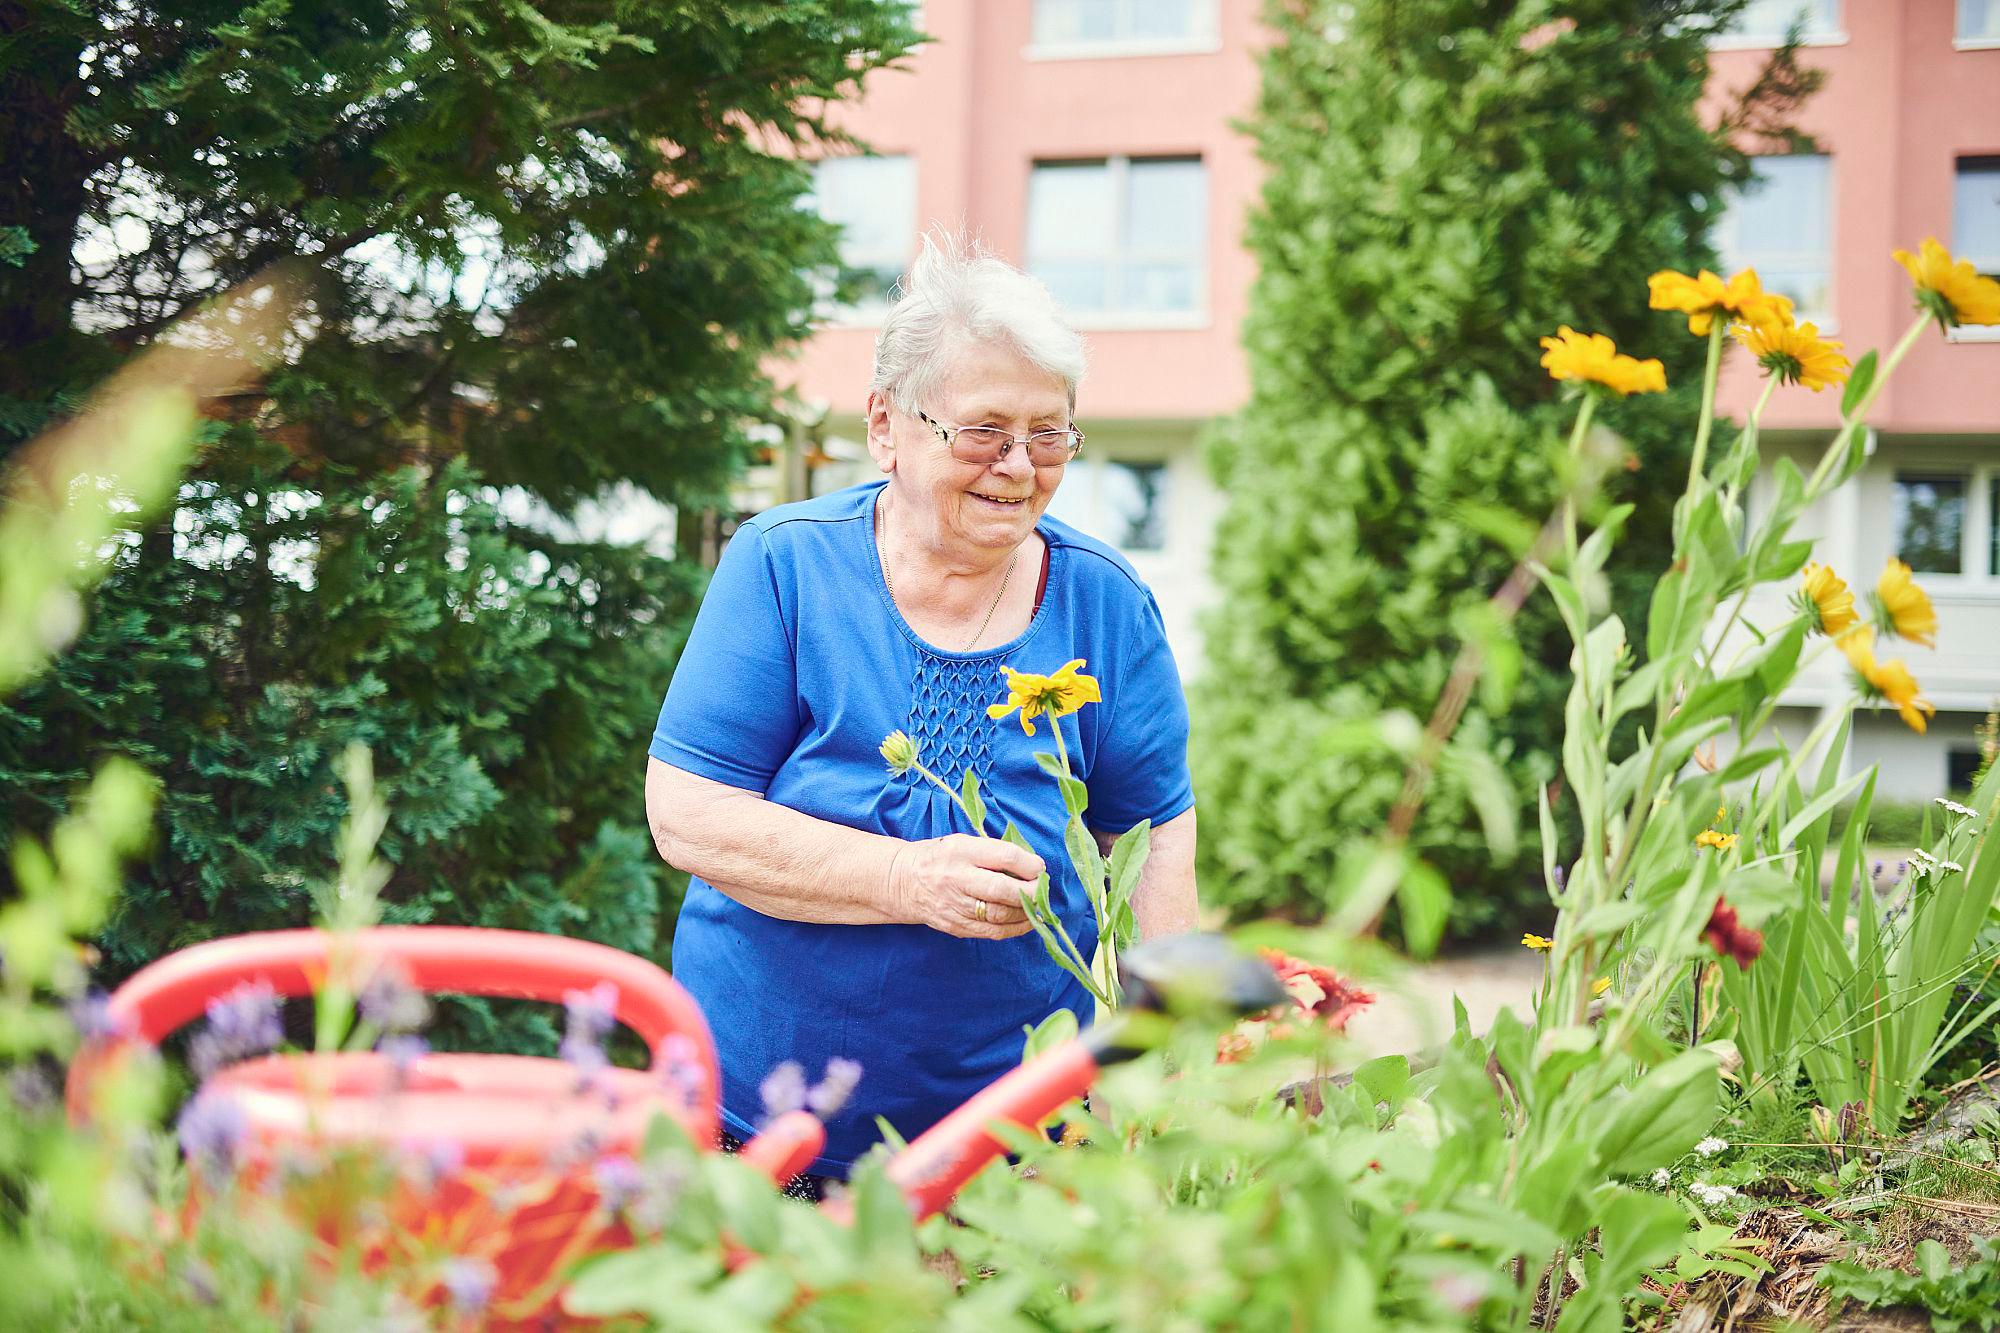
left=915, top=409, right=1086, bottom=467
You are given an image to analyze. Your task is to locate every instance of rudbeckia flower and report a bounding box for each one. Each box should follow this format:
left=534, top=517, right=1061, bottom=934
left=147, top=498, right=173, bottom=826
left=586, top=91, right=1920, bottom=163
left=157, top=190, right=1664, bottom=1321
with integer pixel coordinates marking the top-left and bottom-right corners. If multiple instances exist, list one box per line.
left=986, top=659, right=1101, bottom=736
left=1648, top=267, right=1795, bottom=336
left=1695, top=829, right=1738, bottom=852
left=1797, top=562, right=1858, bottom=636
left=1538, top=326, right=1667, bottom=396
left=1873, top=558, right=1937, bottom=648
left=1893, top=238, right=2000, bottom=328
left=1521, top=932, right=1553, bottom=951
left=1841, top=627, right=1936, bottom=734
left=1732, top=313, right=1850, bottom=391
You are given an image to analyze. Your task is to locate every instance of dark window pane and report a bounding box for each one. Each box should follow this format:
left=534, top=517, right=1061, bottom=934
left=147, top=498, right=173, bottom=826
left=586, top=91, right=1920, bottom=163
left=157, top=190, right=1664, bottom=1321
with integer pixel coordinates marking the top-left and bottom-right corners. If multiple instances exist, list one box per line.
left=1102, top=460, right=1168, bottom=551
left=1893, top=474, right=1966, bottom=574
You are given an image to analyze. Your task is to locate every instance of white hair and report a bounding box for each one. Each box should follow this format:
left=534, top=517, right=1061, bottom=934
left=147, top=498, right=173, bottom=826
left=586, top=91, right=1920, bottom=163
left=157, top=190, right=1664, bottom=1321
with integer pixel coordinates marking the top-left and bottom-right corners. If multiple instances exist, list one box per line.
left=870, top=232, right=1087, bottom=415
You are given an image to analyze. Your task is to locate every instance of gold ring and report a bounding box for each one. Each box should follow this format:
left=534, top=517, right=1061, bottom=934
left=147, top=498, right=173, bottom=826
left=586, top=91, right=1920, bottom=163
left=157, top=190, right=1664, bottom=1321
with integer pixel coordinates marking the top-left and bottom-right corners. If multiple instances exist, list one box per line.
left=975, top=901, right=989, bottom=923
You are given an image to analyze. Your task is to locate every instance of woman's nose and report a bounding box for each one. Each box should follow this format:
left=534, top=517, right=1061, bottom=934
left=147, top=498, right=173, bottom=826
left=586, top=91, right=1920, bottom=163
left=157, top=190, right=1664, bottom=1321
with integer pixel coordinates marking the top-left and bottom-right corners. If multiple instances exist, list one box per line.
left=992, top=442, right=1037, bottom=481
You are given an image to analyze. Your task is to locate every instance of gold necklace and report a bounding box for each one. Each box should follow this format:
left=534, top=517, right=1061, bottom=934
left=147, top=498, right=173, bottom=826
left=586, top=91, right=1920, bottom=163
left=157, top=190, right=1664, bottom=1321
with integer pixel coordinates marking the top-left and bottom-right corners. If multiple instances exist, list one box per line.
left=878, top=500, right=1020, bottom=652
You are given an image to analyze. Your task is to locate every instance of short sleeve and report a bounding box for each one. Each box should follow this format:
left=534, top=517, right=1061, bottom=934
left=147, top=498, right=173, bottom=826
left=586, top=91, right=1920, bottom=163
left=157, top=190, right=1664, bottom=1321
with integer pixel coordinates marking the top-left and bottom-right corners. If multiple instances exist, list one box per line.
left=1083, top=590, right=1194, bottom=834
left=649, top=525, right=802, bottom=792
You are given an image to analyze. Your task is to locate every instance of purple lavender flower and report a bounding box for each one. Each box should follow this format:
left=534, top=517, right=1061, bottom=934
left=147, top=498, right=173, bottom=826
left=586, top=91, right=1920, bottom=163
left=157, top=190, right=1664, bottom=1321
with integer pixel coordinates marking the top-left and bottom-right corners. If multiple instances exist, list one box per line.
left=190, top=980, right=282, bottom=1080
left=441, top=1257, right=497, bottom=1314
left=358, top=967, right=430, bottom=1034
left=657, top=1034, right=707, bottom=1108
left=806, top=1057, right=864, bottom=1119
left=1872, top=860, right=1885, bottom=879
left=66, top=989, right=127, bottom=1045
left=377, top=1034, right=429, bottom=1089
left=759, top=1061, right=807, bottom=1124
left=177, top=1094, right=249, bottom=1182
left=592, top=1154, right=644, bottom=1213
left=628, top=1158, right=689, bottom=1234
left=563, top=982, right=619, bottom=1042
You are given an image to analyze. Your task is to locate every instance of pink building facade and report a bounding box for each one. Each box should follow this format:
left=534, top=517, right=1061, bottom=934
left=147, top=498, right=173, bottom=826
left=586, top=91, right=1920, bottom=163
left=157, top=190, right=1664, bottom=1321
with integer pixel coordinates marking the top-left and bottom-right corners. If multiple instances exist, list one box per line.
left=778, top=0, right=2000, bottom=796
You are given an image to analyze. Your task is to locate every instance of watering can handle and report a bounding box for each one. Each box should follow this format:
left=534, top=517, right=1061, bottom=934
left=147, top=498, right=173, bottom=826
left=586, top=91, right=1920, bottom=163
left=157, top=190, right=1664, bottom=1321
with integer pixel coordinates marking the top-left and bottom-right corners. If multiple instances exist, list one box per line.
left=67, top=927, right=720, bottom=1134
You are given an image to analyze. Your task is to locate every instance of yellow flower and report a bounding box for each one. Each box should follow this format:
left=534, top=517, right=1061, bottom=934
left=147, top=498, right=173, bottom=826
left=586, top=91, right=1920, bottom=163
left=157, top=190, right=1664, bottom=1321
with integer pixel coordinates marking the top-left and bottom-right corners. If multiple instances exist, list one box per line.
left=1873, top=558, right=1937, bottom=648
left=1797, top=562, right=1858, bottom=637
left=1732, top=313, right=1850, bottom=391
left=1841, top=627, right=1936, bottom=734
left=986, top=659, right=1101, bottom=737
left=1695, top=829, right=1738, bottom=852
left=1893, top=237, right=2000, bottom=328
left=1648, top=267, right=1795, bottom=336
left=1592, top=977, right=1613, bottom=997
left=1715, top=804, right=1729, bottom=823
left=1538, top=326, right=1667, bottom=396
left=878, top=730, right=918, bottom=774
left=1522, top=933, right=1553, bottom=951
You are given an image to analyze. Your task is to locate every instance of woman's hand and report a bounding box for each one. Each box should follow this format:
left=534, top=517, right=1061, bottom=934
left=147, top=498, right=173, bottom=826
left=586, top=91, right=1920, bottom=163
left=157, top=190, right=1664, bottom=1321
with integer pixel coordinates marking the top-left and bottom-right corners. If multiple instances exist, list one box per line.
left=888, top=834, right=1043, bottom=940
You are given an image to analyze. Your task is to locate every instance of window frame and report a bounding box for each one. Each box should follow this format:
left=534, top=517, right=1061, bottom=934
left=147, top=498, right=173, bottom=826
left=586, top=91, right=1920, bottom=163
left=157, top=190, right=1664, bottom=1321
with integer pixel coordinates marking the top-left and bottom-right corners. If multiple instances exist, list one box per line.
left=1024, top=0, right=1221, bottom=60
left=1957, top=0, right=2000, bottom=49
left=1025, top=154, right=1210, bottom=328
left=1709, top=0, right=1846, bottom=50
left=1716, top=152, right=1837, bottom=329
left=808, top=152, right=918, bottom=326
left=1889, top=465, right=2000, bottom=591
left=1949, top=156, right=2000, bottom=343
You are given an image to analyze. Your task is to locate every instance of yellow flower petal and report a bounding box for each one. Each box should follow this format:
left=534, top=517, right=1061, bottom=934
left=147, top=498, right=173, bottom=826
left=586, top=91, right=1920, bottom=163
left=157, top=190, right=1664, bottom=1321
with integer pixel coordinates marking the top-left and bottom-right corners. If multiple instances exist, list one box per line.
left=1538, top=326, right=1667, bottom=396
left=1874, top=558, right=1938, bottom=648
left=1798, top=562, right=1858, bottom=636
left=1841, top=626, right=1936, bottom=734
left=1894, top=237, right=2000, bottom=328
left=1649, top=267, right=1795, bottom=336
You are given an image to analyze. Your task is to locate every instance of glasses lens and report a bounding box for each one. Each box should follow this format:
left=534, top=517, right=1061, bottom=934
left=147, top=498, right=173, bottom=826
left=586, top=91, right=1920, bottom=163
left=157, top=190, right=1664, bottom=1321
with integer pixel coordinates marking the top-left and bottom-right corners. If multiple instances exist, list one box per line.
left=950, top=426, right=1011, bottom=462
left=1025, top=430, right=1079, bottom=466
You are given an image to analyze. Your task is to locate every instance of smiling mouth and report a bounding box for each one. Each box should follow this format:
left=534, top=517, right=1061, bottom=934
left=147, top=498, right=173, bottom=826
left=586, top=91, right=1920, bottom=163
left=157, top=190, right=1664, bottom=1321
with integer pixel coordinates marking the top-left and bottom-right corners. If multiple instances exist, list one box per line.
left=971, top=492, right=1029, bottom=507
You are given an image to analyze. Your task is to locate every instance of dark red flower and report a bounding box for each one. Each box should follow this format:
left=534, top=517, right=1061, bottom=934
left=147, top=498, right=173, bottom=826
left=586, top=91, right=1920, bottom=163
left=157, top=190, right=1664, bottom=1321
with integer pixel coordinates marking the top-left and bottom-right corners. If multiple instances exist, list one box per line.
left=1702, top=900, right=1763, bottom=969
left=1258, top=949, right=1375, bottom=1032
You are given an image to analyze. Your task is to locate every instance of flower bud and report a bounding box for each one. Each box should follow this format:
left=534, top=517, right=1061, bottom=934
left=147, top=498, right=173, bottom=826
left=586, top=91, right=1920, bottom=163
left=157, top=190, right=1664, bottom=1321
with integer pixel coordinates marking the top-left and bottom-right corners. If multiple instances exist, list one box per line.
left=878, top=730, right=918, bottom=774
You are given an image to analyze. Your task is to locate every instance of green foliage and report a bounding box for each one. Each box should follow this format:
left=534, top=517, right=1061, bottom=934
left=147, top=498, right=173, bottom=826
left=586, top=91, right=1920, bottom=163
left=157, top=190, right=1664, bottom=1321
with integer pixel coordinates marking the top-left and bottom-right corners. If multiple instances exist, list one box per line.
left=1197, top=0, right=1770, bottom=939
left=1823, top=1239, right=2000, bottom=1333
left=0, top=0, right=921, bottom=1045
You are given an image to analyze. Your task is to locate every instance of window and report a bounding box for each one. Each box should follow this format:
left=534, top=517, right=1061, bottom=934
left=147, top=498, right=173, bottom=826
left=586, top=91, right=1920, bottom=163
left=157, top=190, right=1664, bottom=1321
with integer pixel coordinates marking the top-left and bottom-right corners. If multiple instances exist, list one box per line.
left=809, top=154, right=916, bottom=313
left=1045, top=456, right=1172, bottom=553
left=1030, top=0, right=1217, bottom=51
left=1957, top=159, right=2000, bottom=277
left=1960, top=0, right=2000, bottom=44
left=1948, top=749, right=1984, bottom=792
left=1026, top=157, right=1206, bottom=318
left=1893, top=474, right=1967, bottom=575
left=1992, top=475, right=2000, bottom=579
left=1715, top=0, right=1842, bottom=46
left=1102, top=460, right=1169, bottom=550
left=1717, top=154, right=1834, bottom=322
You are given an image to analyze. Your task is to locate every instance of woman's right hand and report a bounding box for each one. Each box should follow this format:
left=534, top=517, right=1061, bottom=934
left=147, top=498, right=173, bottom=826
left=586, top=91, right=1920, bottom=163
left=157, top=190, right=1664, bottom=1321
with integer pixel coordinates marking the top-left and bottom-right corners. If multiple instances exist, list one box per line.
left=888, top=834, right=1044, bottom=940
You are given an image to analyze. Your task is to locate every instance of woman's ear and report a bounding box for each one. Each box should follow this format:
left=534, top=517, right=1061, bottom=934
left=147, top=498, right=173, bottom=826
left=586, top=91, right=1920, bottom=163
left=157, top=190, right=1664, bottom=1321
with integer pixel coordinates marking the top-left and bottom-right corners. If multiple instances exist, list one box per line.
left=864, top=391, right=896, bottom=475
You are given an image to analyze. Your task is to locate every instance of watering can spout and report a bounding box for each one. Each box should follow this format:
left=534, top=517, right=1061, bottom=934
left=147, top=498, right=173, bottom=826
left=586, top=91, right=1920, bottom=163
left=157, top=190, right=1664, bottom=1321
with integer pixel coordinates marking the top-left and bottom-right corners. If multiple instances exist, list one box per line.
left=1084, top=933, right=1289, bottom=1066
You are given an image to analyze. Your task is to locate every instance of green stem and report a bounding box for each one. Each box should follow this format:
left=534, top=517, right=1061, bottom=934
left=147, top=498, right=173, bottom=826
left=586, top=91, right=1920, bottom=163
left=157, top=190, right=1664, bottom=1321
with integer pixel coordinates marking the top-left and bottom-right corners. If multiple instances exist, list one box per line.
left=910, top=760, right=980, bottom=830
left=1561, top=394, right=1598, bottom=563
left=1685, top=321, right=1727, bottom=504
left=1804, top=313, right=1933, bottom=498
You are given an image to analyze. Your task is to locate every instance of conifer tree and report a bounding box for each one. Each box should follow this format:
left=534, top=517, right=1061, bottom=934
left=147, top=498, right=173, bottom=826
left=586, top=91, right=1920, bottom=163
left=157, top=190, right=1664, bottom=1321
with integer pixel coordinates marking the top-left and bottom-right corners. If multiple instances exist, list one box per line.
left=0, top=1, right=918, bottom=1044
left=1197, top=0, right=1798, bottom=938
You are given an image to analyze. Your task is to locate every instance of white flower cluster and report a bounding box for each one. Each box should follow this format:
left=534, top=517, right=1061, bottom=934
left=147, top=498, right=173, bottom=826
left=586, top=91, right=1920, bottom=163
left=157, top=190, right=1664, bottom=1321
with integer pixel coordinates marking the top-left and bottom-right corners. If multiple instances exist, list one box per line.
left=1688, top=1182, right=1739, bottom=1208
left=1650, top=1168, right=1671, bottom=1189
left=1910, top=848, right=1965, bottom=878
left=1934, top=797, right=1978, bottom=820
left=1693, top=1136, right=1728, bottom=1158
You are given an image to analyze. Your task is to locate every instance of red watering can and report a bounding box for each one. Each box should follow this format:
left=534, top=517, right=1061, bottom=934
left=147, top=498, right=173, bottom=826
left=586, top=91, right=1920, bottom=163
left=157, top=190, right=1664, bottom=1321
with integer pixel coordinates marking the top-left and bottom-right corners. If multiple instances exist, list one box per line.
left=66, top=927, right=1282, bottom=1323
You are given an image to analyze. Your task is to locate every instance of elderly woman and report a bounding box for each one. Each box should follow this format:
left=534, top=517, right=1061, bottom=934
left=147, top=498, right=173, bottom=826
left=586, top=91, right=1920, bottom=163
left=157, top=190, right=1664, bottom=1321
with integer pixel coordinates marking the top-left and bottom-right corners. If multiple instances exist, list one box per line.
left=644, top=238, right=1196, bottom=1190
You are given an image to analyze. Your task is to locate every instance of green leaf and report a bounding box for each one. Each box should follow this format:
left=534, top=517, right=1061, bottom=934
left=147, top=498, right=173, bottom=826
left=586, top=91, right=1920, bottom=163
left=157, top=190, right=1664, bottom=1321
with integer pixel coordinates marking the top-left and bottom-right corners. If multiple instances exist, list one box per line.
left=1396, top=857, right=1450, bottom=958
left=1352, top=1054, right=1410, bottom=1108
left=1020, top=1007, right=1079, bottom=1062
left=961, top=767, right=986, bottom=834
left=1592, top=1050, right=1721, bottom=1176
left=1106, top=819, right=1151, bottom=911
left=1841, top=349, right=1878, bottom=418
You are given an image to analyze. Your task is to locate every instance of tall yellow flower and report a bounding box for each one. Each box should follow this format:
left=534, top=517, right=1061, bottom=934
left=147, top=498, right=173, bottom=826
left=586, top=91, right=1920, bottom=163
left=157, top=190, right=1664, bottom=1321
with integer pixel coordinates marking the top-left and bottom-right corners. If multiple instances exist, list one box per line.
left=1732, top=314, right=1849, bottom=391
left=1648, top=267, right=1795, bottom=336
left=987, top=659, right=1101, bottom=736
left=1521, top=933, right=1553, bottom=951
left=1538, top=326, right=1667, bottom=396
left=1841, top=627, right=1935, bottom=734
left=1873, top=558, right=1938, bottom=648
left=1796, top=562, right=1858, bottom=636
left=1893, top=238, right=2000, bottom=328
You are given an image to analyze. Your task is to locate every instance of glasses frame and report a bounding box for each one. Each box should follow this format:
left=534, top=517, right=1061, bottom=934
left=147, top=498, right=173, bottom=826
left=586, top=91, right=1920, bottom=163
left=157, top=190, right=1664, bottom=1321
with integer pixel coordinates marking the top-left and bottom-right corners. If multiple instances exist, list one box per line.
left=914, top=409, right=1086, bottom=468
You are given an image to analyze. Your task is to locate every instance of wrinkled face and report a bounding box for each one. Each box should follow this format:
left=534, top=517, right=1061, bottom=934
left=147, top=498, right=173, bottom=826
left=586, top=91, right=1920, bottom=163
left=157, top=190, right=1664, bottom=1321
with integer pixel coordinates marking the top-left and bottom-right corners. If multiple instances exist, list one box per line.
left=867, top=339, right=1073, bottom=560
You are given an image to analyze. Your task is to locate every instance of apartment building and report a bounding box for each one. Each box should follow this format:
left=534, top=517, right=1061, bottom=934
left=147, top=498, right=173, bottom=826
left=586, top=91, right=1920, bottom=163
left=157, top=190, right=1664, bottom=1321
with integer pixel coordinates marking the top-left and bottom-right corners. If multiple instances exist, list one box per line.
left=778, top=0, right=2000, bottom=797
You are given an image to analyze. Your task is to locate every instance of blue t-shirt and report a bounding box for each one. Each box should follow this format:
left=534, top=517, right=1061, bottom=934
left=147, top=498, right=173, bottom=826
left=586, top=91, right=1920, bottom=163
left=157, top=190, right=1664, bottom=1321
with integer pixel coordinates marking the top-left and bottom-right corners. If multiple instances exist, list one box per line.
left=649, top=480, right=1192, bottom=1174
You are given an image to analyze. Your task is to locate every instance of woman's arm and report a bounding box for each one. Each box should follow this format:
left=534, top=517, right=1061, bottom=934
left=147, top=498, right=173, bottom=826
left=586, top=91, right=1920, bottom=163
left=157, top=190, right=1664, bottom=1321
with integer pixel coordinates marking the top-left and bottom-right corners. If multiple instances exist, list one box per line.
left=1095, top=807, right=1199, bottom=940
left=646, top=758, right=1041, bottom=939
